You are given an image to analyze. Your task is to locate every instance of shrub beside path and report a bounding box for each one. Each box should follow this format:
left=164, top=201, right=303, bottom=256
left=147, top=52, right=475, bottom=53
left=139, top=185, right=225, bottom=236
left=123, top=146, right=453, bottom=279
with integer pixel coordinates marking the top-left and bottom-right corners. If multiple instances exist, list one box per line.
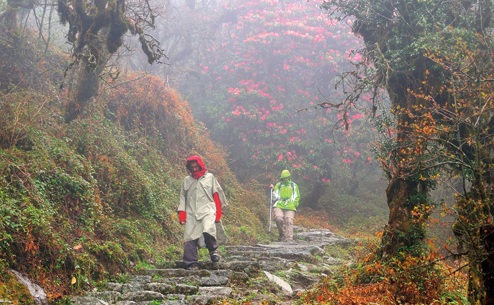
left=70, top=228, right=351, bottom=305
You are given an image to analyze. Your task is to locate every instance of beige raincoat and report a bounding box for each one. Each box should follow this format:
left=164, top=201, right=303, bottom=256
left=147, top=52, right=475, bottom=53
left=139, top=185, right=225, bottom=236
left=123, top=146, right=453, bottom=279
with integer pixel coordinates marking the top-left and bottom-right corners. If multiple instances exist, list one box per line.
left=178, top=172, right=228, bottom=245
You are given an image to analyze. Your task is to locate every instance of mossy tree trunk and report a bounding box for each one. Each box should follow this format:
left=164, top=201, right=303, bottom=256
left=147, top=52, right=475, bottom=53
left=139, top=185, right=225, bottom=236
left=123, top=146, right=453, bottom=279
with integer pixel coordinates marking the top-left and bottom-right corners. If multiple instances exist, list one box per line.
left=454, top=158, right=494, bottom=304
left=457, top=197, right=494, bottom=304
left=378, top=66, right=433, bottom=259
left=381, top=177, right=425, bottom=257
left=65, top=36, right=108, bottom=122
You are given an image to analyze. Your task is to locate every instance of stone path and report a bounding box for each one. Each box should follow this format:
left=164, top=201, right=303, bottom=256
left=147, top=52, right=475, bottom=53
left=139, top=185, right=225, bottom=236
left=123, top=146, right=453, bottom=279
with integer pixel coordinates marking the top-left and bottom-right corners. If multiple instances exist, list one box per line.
left=70, top=229, right=350, bottom=305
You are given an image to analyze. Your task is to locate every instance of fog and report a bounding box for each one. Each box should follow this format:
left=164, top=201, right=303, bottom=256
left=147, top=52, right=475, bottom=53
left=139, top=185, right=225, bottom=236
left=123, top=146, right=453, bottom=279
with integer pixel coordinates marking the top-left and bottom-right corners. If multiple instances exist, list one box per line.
left=153, top=1, right=383, bottom=200
left=11, top=0, right=387, bottom=207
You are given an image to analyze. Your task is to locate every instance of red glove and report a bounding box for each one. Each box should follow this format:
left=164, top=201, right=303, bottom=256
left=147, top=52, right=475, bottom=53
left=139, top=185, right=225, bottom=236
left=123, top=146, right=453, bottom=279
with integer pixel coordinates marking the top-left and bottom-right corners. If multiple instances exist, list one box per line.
left=213, top=192, right=222, bottom=223
left=178, top=211, right=186, bottom=224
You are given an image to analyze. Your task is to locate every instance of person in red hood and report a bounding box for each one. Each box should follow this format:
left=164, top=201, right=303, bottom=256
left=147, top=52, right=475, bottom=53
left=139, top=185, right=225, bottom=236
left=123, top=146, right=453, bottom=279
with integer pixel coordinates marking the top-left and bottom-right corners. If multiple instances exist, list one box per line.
left=177, top=155, right=228, bottom=270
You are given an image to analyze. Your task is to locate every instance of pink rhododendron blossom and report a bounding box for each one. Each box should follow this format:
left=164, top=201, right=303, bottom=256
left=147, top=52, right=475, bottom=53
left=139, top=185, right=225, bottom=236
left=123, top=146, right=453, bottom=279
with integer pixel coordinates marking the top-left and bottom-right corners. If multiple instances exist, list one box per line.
left=184, top=0, right=366, bottom=185
left=228, top=87, right=241, bottom=95
left=351, top=113, right=365, bottom=120
left=313, top=34, right=326, bottom=43
left=352, top=53, right=363, bottom=62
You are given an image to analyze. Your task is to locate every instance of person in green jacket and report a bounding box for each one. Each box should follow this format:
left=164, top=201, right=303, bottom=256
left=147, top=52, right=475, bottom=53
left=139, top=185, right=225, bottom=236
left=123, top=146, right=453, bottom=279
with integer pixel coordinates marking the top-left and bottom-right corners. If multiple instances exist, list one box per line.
left=271, top=170, right=300, bottom=242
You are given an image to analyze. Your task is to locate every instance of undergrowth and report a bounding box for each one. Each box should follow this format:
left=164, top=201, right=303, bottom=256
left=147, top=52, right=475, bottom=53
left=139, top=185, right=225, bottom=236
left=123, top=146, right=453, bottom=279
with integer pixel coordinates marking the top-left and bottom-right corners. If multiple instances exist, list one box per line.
left=297, top=238, right=469, bottom=305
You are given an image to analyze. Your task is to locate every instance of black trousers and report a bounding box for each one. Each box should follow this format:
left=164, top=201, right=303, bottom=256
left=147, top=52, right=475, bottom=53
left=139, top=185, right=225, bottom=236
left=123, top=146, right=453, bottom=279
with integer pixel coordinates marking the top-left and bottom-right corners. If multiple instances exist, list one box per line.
left=183, top=233, right=218, bottom=267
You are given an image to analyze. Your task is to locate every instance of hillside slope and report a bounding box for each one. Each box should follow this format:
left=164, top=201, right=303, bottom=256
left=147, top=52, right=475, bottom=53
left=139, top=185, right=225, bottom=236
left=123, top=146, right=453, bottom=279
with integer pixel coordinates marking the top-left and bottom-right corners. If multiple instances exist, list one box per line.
left=0, top=30, right=270, bottom=303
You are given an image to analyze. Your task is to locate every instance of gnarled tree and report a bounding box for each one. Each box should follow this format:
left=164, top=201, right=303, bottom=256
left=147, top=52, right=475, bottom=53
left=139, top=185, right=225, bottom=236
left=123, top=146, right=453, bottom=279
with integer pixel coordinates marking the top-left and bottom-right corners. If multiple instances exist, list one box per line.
left=323, top=0, right=454, bottom=258
left=57, top=0, right=166, bottom=122
left=322, top=0, right=494, bottom=302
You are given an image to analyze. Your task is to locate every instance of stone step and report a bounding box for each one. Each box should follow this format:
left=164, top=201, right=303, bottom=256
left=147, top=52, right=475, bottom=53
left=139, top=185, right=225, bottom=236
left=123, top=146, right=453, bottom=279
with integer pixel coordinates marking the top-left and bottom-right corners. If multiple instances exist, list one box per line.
left=70, top=229, right=350, bottom=304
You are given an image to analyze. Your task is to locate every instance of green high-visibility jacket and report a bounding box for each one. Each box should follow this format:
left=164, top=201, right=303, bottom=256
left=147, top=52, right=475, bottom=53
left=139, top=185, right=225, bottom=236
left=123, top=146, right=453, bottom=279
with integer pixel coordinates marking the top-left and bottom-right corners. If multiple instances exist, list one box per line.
left=272, top=180, right=300, bottom=211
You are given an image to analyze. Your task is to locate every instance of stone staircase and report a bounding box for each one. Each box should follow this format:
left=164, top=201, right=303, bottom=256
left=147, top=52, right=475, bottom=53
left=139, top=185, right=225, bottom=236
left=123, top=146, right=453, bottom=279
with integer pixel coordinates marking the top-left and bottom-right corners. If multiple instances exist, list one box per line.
left=70, top=229, right=350, bottom=305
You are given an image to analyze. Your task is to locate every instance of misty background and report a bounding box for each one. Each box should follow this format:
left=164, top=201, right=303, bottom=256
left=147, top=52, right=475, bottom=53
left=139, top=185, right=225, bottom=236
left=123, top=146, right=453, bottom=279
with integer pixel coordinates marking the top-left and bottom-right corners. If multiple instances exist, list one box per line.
left=12, top=0, right=391, bottom=227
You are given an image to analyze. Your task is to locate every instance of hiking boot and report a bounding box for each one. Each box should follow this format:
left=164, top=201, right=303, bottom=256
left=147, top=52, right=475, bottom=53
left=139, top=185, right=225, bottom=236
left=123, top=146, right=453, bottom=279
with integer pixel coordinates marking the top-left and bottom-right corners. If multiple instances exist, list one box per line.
left=186, top=263, right=200, bottom=270
left=210, top=251, right=221, bottom=263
